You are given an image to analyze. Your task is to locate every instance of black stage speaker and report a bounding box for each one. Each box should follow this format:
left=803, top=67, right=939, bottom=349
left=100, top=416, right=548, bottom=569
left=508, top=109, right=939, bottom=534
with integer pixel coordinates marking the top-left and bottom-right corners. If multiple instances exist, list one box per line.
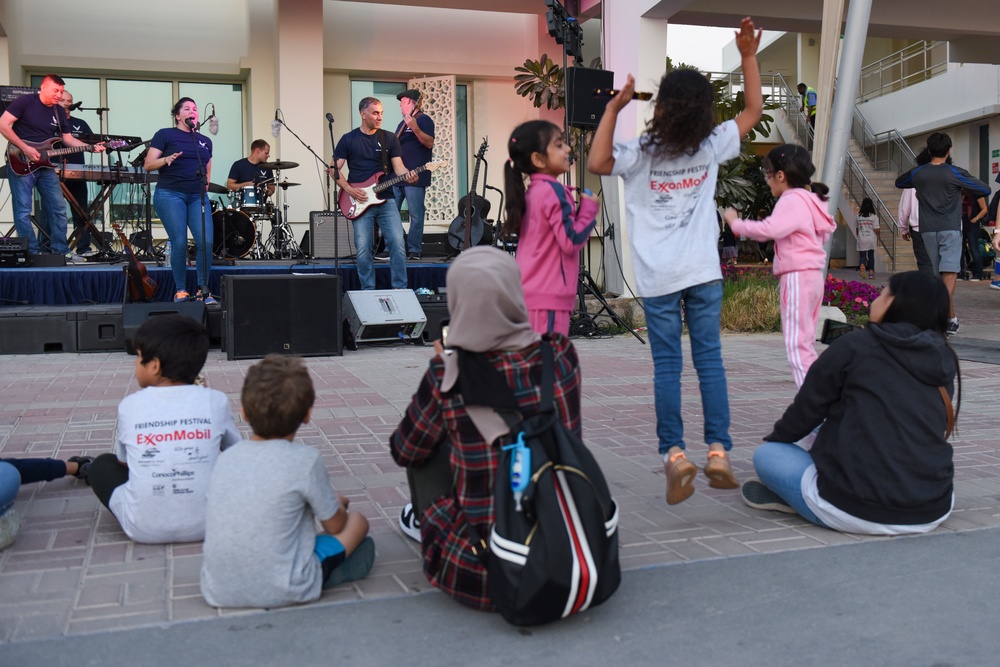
left=566, top=67, right=615, bottom=129
left=308, top=210, right=355, bottom=259
left=222, top=274, right=342, bottom=359
left=122, top=301, right=207, bottom=355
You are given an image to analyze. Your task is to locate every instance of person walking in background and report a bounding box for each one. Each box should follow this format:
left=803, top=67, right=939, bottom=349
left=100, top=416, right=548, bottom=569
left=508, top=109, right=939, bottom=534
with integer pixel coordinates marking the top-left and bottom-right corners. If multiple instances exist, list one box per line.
left=855, top=197, right=879, bottom=279
left=725, top=144, right=836, bottom=389
left=897, top=148, right=935, bottom=277
left=797, top=83, right=817, bottom=129
left=960, top=190, right=988, bottom=280
left=588, top=17, right=763, bottom=505
left=502, top=120, right=599, bottom=335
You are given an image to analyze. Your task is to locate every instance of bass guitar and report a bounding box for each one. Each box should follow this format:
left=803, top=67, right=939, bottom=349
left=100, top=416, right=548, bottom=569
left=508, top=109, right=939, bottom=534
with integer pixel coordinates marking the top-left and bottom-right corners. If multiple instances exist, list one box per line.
left=112, top=222, right=157, bottom=303
left=448, top=138, right=489, bottom=251
left=6, top=137, right=128, bottom=176
left=338, top=160, right=448, bottom=220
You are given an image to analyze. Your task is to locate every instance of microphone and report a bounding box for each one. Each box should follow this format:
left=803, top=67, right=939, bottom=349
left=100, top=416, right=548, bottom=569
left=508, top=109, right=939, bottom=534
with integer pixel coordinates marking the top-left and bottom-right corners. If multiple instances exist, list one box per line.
left=184, top=117, right=196, bottom=129
left=593, top=88, right=653, bottom=101
left=68, top=101, right=83, bottom=111
left=208, top=114, right=219, bottom=136
left=325, top=112, right=335, bottom=123
left=271, top=109, right=281, bottom=138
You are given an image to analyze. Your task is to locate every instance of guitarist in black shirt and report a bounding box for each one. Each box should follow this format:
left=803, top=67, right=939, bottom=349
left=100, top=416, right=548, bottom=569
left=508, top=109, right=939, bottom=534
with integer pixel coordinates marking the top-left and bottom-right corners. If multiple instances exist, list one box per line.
left=0, top=74, right=105, bottom=257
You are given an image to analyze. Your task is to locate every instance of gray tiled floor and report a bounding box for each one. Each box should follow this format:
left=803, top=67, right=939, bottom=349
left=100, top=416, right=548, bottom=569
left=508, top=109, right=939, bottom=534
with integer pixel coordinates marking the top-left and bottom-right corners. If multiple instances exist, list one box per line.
left=1, top=270, right=998, bottom=642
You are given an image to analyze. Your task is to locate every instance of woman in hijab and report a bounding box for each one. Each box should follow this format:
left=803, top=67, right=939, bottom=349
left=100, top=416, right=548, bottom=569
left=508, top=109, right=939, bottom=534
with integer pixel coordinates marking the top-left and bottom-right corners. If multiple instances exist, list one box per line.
left=390, top=247, right=582, bottom=611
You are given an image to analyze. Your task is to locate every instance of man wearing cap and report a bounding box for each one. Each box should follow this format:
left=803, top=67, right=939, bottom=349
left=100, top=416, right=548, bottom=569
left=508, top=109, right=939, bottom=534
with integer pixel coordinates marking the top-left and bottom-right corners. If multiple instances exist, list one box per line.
left=393, top=89, right=434, bottom=260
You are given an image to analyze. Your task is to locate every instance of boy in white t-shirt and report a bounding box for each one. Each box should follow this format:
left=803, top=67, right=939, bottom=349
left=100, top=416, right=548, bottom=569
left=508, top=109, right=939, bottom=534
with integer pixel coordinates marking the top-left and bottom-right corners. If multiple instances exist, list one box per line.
left=88, top=315, right=241, bottom=543
left=200, top=355, right=374, bottom=608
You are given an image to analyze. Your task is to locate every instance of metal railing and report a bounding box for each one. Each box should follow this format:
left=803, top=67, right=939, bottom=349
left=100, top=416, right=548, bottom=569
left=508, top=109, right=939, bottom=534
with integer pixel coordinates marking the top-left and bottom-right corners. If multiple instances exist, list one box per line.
left=706, top=72, right=814, bottom=146
left=843, top=152, right=899, bottom=270
left=858, top=41, right=949, bottom=102
left=850, top=107, right=916, bottom=174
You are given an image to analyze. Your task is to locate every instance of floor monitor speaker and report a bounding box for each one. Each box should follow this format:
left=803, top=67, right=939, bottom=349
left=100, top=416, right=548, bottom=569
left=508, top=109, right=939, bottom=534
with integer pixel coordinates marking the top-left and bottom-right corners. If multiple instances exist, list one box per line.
left=122, top=301, right=207, bottom=355
left=343, top=289, right=426, bottom=343
left=566, top=67, right=615, bottom=129
left=308, top=210, right=355, bottom=259
left=222, top=274, right=342, bottom=359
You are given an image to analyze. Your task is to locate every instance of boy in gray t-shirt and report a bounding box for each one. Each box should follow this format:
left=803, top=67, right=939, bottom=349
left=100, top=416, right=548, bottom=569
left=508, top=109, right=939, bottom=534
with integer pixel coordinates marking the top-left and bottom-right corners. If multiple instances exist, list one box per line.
left=200, top=356, right=374, bottom=608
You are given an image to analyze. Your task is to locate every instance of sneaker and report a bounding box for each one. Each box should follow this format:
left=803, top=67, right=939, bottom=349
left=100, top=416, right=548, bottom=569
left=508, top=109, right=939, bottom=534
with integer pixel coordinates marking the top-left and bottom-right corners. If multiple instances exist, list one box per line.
left=67, top=456, right=94, bottom=483
left=373, top=251, right=391, bottom=262
left=992, top=281, right=1000, bottom=291
left=399, top=503, right=422, bottom=542
left=703, top=448, right=739, bottom=489
left=197, top=292, right=218, bottom=306
left=664, top=450, right=697, bottom=506
left=947, top=318, right=960, bottom=335
left=77, top=248, right=98, bottom=257
left=741, top=479, right=796, bottom=514
left=173, top=290, right=190, bottom=302
left=0, top=509, right=21, bottom=551
left=407, top=252, right=422, bottom=261
left=322, top=536, right=375, bottom=589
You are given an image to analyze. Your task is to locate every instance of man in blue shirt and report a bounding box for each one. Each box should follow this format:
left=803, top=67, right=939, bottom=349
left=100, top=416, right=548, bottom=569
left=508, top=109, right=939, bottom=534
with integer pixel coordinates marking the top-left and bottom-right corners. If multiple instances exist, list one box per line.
left=393, top=89, right=435, bottom=260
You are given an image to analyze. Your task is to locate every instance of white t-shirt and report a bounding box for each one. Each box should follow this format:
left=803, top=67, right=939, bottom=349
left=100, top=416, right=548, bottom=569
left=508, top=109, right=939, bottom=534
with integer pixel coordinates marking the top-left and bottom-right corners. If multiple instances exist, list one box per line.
left=200, top=439, right=342, bottom=608
left=856, top=214, right=879, bottom=251
left=110, top=385, right=241, bottom=543
left=611, top=119, right=741, bottom=297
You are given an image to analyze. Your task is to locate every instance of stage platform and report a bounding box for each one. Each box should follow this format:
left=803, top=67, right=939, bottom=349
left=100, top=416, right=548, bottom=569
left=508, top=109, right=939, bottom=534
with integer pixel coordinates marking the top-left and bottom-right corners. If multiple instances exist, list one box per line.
left=0, top=257, right=449, bottom=306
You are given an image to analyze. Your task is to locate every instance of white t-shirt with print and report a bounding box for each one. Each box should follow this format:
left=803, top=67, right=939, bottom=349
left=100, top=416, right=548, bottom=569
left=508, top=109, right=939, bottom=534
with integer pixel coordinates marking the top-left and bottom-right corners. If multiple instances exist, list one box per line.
left=110, top=385, right=241, bottom=543
left=611, top=119, right=741, bottom=297
left=856, top=215, right=878, bottom=251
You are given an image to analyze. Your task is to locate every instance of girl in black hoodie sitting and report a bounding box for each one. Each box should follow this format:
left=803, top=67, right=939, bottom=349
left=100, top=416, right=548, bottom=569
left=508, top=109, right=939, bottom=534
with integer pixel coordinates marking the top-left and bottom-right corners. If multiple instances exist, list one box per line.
left=741, top=271, right=960, bottom=534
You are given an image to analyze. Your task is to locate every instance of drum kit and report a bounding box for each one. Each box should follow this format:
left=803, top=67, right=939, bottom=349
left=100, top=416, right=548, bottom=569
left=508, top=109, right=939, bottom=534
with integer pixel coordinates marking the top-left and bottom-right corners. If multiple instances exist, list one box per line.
left=210, top=159, right=303, bottom=260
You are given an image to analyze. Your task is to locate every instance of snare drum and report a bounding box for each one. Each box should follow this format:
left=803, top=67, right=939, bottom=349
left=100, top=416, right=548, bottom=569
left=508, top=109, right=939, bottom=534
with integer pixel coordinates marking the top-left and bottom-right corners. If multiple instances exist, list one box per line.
left=212, top=209, right=256, bottom=258
left=236, top=185, right=263, bottom=212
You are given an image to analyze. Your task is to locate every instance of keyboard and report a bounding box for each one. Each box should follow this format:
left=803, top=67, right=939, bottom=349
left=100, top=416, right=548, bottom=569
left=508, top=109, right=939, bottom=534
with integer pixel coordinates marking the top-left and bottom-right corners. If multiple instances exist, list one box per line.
left=56, top=164, right=157, bottom=184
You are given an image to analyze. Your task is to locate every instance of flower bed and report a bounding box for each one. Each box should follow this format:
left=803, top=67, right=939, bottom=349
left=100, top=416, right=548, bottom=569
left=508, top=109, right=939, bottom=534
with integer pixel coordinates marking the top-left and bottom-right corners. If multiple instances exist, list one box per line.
left=823, top=274, right=882, bottom=326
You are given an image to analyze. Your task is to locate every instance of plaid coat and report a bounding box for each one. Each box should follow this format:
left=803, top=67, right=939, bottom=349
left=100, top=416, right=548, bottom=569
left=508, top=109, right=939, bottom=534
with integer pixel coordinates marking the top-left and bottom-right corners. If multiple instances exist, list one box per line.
left=390, top=336, right=581, bottom=610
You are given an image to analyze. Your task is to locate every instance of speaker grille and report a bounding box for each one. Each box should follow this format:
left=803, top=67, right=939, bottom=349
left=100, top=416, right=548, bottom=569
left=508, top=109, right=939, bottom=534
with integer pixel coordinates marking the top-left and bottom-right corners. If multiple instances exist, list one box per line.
left=565, top=67, right=615, bottom=129
left=309, top=210, right=355, bottom=258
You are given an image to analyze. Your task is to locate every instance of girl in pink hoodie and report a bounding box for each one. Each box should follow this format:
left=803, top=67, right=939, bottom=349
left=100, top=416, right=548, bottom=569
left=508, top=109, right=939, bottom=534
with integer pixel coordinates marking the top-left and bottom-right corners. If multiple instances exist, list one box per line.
left=503, top=120, right=599, bottom=335
left=724, top=144, right=836, bottom=387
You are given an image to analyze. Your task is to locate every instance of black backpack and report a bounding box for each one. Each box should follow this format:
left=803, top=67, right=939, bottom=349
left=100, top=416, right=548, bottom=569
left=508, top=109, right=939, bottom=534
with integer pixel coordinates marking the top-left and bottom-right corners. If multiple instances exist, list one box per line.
left=471, top=340, right=621, bottom=626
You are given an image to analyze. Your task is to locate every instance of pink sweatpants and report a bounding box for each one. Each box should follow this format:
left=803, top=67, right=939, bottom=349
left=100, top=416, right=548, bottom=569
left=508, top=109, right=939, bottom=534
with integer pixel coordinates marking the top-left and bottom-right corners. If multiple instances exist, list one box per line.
left=780, top=270, right=825, bottom=388
left=528, top=309, right=571, bottom=336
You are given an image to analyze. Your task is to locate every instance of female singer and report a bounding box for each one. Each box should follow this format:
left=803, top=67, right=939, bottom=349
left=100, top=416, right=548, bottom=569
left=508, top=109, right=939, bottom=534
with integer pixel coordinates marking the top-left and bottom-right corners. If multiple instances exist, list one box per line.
left=145, top=97, right=215, bottom=304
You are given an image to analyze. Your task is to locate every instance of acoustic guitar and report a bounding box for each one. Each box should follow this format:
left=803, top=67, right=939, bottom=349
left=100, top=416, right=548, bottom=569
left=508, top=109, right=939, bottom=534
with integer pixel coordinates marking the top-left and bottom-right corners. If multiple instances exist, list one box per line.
left=112, top=222, right=157, bottom=303
left=448, top=138, right=489, bottom=251
left=338, top=160, right=447, bottom=220
left=6, top=137, right=128, bottom=175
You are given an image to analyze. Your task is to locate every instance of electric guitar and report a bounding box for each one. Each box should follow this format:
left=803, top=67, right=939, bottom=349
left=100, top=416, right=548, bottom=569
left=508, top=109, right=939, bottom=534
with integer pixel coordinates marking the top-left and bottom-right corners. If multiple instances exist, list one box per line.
left=338, top=160, right=448, bottom=220
left=6, top=137, right=128, bottom=175
left=448, top=138, right=489, bottom=250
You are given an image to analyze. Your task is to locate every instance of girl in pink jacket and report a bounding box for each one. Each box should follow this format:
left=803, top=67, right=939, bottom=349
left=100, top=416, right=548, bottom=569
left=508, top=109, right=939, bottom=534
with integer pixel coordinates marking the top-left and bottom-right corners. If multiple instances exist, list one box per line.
left=503, top=120, right=599, bottom=335
left=724, top=144, right=836, bottom=387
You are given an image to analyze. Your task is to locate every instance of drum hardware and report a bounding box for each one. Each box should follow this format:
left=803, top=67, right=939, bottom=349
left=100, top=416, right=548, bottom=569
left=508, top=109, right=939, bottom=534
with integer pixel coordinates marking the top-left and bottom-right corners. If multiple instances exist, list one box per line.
left=212, top=209, right=256, bottom=258
left=207, top=182, right=229, bottom=195
left=258, top=160, right=299, bottom=171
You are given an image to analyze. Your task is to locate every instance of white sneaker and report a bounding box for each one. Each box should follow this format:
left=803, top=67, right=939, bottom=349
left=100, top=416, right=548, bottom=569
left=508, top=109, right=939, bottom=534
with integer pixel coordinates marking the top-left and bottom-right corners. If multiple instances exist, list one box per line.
left=398, top=503, right=421, bottom=542
left=0, top=510, right=21, bottom=551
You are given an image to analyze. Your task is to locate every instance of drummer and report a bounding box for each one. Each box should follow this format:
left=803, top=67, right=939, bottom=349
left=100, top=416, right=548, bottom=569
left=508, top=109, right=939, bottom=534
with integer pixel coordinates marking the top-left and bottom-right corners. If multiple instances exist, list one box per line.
left=227, top=139, right=275, bottom=201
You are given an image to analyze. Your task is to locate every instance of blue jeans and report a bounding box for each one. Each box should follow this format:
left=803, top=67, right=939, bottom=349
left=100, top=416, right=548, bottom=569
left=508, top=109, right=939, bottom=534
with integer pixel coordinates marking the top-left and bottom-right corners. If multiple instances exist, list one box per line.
left=8, top=167, right=69, bottom=254
left=642, top=280, right=732, bottom=455
left=394, top=185, right=426, bottom=255
left=154, top=188, right=213, bottom=294
left=0, top=461, right=19, bottom=515
left=353, top=201, right=407, bottom=290
left=752, top=441, right=826, bottom=526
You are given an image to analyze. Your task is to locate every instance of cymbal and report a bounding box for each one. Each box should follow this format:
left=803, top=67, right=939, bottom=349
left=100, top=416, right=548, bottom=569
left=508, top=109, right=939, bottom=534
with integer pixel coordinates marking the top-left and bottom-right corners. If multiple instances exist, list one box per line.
left=207, top=183, right=228, bottom=194
left=259, top=160, right=299, bottom=170
left=276, top=181, right=301, bottom=188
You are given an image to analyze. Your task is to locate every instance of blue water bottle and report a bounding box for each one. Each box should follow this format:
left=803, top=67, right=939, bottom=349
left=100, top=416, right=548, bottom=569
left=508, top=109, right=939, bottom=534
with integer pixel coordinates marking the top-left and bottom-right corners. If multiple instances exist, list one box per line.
left=505, top=433, right=531, bottom=512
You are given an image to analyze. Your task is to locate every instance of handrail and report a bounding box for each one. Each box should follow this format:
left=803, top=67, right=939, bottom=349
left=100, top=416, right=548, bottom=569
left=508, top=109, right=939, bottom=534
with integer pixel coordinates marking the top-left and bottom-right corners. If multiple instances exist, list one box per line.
left=705, top=72, right=813, bottom=146
left=858, top=41, right=949, bottom=102
left=844, top=152, right=898, bottom=270
left=850, top=107, right=916, bottom=173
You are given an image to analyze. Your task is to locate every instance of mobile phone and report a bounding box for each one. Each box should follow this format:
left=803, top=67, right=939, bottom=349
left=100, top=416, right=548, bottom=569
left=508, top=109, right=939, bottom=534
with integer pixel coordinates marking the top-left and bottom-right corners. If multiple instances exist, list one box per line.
left=440, top=318, right=450, bottom=348
left=820, top=319, right=859, bottom=345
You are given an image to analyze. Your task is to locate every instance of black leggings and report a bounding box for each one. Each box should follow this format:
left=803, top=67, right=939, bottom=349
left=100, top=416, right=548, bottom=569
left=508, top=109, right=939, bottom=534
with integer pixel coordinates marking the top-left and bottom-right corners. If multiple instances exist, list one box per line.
left=88, top=453, right=129, bottom=509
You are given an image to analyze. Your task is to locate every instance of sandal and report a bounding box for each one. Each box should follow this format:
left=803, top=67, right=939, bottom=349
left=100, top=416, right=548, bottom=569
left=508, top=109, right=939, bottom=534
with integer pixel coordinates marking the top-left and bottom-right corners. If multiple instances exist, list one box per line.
left=664, top=450, right=697, bottom=505
left=703, top=449, right=739, bottom=489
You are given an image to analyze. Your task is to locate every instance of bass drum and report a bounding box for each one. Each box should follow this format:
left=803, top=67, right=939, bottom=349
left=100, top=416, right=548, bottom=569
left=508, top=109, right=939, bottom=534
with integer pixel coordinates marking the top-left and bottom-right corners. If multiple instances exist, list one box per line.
left=212, top=209, right=256, bottom=258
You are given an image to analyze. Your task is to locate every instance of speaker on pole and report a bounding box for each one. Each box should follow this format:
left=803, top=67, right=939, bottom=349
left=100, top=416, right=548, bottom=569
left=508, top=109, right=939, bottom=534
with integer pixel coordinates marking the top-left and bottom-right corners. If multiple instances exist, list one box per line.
left=565, top=67, right=615, bottom=129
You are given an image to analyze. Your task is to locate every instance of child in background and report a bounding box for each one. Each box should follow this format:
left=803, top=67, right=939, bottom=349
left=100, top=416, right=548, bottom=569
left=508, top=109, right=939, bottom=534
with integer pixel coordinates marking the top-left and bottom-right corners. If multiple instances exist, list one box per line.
left=724, top=144, right=836, bottom=388
left=88, top=314, right=241, bottom=543
left=201, top=355, right=374, bottom=608
left=503, top=120, right=599, bottom=335
left=856, top=197, right=879, bottom=278
left=588, top=17, right=763, bottom=505
left=720, top=218, right=738, bottom=265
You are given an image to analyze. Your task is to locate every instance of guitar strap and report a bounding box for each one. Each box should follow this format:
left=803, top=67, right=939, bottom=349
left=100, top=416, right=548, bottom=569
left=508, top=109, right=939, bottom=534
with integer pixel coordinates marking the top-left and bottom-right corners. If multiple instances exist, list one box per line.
left=377, top=129, right=390, bottom=175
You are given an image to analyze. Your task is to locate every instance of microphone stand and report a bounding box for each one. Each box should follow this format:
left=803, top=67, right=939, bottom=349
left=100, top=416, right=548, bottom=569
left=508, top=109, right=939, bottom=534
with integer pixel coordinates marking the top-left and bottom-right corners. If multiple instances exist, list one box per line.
left=325, top=116, right=341, bottom=279
left=274, top=116, right=330, bottom=265
left=186, top=120, right=211, bottom=301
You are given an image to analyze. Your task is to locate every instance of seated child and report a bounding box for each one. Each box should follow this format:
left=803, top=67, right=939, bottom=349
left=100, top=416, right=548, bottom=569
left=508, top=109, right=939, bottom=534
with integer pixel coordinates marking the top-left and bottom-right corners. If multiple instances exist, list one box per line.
left=200, top=355, right=374, bottom=608
left=88, top=314, right=241, bottom=543
left=1, top=456, right=93, bottom=550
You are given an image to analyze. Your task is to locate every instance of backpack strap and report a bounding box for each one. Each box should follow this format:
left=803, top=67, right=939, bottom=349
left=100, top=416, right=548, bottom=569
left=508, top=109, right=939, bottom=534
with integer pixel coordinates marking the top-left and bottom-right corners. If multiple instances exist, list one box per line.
left=939, top=386, right=954, bottom=439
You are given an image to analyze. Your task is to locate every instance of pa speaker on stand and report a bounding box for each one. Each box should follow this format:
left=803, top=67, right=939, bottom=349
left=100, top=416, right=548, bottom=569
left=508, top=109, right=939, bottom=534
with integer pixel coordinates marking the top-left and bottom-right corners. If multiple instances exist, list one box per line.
left=565, top=67, right=615, bottom=129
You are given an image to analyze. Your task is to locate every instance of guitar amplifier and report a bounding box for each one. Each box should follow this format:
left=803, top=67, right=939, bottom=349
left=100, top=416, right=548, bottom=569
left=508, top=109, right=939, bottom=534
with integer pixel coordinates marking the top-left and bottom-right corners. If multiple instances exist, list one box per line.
left=0, top=237, right=31, bottom=267
left=308, top=210, right=356, bottom=258
left=343, top=289, right=426, bottom=343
